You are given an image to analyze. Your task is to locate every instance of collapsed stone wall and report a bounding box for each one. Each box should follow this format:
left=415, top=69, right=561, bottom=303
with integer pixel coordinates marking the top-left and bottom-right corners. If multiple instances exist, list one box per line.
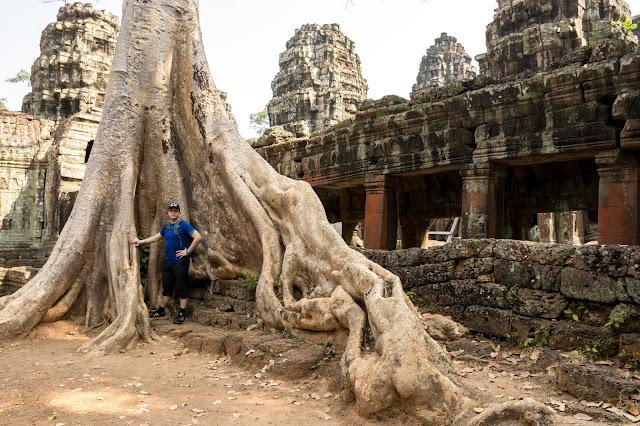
left=412, top=32, right=477, bottom=95
left=476, top=0, right=637, bottom=79
left=268, top=24, right=368, bottom=137
left=361, top=239, right=640, bottom=355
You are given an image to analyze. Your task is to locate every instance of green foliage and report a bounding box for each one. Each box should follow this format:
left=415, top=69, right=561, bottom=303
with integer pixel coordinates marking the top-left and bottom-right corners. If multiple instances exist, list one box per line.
left=405, top=291, right=416, bottom=300
left=522, top=323, right=550, bottom=347
left=564, top=309, right=579, bottom=322
left=238, top=269, right=259, bottom=291
left=507, top=285, right=519, bottom=306
left=138, top=235, right=150, bottom=285
left=263, top=197, right=274, bottom=208
left=622, top=350, right=640, bottom=370
left=281, top=327, right=294, bottom=339
left=619, top=18, right=638, bottom=34
left=5, top=69, right=30, bottom=85
left=504, top=332, right=516, bottom=343
left=605, top=310, right=626, bottom=328
left=573, top=337, right=615, bottom=361
left=249, top=104, right=269, bottom=137
left=0, top=98, right=7, bottom=110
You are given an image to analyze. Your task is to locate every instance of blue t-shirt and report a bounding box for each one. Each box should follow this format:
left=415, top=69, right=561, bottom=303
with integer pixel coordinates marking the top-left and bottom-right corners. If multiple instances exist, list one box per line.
left=159, top=221, right=196, bottom=263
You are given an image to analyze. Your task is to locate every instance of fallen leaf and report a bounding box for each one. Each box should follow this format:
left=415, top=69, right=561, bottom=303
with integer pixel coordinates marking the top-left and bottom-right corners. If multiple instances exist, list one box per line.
left=629, top=407, right=640, bottom=417
left=473, top=407, right=484, bottom=413
left=574, top=413, right=592, bottom=421
left=245, top=349, right=255, bottom=356
left=212, top=400, right=222, bottom=405
left=169, top=405, right=178, bottom=411
left=530, top=350, right=540, bottom=362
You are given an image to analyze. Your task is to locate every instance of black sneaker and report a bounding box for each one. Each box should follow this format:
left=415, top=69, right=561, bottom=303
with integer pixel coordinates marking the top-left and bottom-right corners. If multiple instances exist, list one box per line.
left=173, top=313, right=185, bottom=324
left=150, top=309, right=165, bottom=318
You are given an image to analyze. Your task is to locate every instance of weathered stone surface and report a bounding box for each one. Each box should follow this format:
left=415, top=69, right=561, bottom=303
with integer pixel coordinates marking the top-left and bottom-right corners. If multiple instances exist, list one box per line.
left=443, top=238, right=495, bottom=259
left=453, top=257, right=494, bottom=279
left=573, top=244, right=630, bottom=277
left=529, top=243, right=576, bottom=266
left=463, top=305, right=511, bottom=336
left=513, top=288, right=569, bottom=318
left=560, top=267, right=627, bottom=303
left=210, top=279, right=256, bottom=301
left=359, top=246, right=449, bottom=267
left=549, top=321, right=617, bottom=351
left=390, top=261, right=455, bottom=288
left=494, top=259, right=536, bottom=288
left=423, top=304, right=465, bottom=323
left=267, top=23, right=367, bottom=137
left=476, top=0, right=637, bottom=80
left=619, top=332, right=640, bottom=354
left=418, top=280, right=508, bottom=309
left=589, top=37, right=638, bottom=62
left=509, top=314, right=548, bottom=342
left=557, top=363, right=640, bottom=401
left=22, top=3, right=119, bottom=120
left=412, top=33, right=476, bottom=94
left=494, top=239, right=535, bottom=261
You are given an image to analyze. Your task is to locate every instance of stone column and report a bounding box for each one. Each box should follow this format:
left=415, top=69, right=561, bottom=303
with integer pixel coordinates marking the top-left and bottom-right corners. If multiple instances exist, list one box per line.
left=460, top=163, right=507, bottom=239
left=596, top=149, right=640, bottom=245
left=363, top=175, right=398, bottom=250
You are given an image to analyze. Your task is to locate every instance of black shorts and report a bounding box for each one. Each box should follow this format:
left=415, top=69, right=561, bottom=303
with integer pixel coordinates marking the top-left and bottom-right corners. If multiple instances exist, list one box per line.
left=161, top=260, right=190, bottom=299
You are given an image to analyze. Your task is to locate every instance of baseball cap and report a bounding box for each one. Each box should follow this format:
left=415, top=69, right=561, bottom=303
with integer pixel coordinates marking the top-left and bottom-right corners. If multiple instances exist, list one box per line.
left=168, top=203, right=180, bottom=211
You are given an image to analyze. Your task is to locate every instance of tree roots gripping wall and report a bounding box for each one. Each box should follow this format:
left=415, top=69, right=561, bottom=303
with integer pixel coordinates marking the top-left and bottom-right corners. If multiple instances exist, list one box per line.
left=0, top=1, right=563, bottom=423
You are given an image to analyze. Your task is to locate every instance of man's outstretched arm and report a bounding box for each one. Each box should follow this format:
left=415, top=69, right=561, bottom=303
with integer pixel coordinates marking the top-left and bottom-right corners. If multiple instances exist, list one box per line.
left=130, top=233, right=163, bottom=246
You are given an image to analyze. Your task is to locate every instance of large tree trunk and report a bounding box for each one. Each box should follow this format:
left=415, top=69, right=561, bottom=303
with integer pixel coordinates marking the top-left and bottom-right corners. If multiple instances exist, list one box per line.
left=0, top=0, right=494, bottom=421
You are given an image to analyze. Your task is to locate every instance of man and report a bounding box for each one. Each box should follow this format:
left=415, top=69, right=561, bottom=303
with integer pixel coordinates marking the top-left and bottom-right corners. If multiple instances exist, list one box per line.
left=130, top=203, right=202, bottom=324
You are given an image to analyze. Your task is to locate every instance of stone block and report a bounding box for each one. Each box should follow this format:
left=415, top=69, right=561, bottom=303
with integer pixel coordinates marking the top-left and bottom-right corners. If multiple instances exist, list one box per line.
left=573, top=244, right=630, bottom=277
left=531, top=263, right=563, bottom=291
left=560, top=267, right=628, bottom=303
left=422, top=304, right=465, bottom=323
left=443, top=238, right=495, bottom=259
left=549, top=321, right=617, bottom=352
left=509, top=314, right=548, bottom=343
left=454, top=257, right=494, bottom=279
left=513, top=288, right=569, bottom=319
left=529, top=243, right=575, bottom=266
left=494, top=239, right=535, bottom=261
left=463, top=305, right=511, bottom=337
left=494, top=259, right=536, bottom=288
left=416, top=281, right=508, bottom=309
left=619, top=333, right=640, bottom=355
left=390, top=261, right=455, bottom=288
left=557, top=364, right=639, bottom=401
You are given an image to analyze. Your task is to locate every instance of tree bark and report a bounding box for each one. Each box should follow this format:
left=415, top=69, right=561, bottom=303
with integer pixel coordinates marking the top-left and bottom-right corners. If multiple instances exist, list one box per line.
left=0, top=0, right=499, bottom=421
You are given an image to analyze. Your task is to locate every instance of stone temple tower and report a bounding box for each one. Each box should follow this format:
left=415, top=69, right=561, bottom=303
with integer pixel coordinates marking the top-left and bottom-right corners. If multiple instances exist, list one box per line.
left=22, top=2, right=119, bottom=121
left=412, top=32, right=477, bottom=95
left=268, top=24, right=368, bottom=137
left=476, top=0, right=637, bottom=79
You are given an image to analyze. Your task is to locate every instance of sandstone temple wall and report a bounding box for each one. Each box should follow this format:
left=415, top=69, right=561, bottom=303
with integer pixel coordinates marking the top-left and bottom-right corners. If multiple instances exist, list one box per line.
left=361, top=239, right=640, bottom=355
left=260, top=51, right=640, bottom=248
left=0, top=112, right=54, bottom=247
left=476, top=0, right=637, bottom=79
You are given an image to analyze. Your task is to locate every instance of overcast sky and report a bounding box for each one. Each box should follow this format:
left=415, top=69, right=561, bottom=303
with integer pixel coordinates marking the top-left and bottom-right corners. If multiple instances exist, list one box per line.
left=1, top=0, right=639, bottom=139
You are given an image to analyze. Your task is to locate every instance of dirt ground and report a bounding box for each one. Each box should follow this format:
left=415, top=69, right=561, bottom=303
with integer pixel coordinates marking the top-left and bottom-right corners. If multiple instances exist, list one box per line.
left=0, top=318, right=637, bottom=425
